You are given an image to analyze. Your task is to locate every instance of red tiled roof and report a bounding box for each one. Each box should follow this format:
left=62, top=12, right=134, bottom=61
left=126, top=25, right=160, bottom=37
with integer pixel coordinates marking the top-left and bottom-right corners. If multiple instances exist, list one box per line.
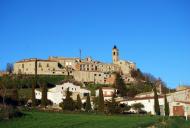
left=175, top=101, right=190, bottom=104
left=16, top=59, right=57, bottom=63
left=122, top=96, right=164, bottom=102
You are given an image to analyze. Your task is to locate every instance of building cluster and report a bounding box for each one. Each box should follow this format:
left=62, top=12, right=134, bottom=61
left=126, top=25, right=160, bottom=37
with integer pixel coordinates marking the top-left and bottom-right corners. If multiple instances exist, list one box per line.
left=13, top=45, right=190, bottom=117
left=120, top=88, right=190, bottom=116
left=35, top=81, right=190, bottom=117
left=14, top=46, right=136, bottom=84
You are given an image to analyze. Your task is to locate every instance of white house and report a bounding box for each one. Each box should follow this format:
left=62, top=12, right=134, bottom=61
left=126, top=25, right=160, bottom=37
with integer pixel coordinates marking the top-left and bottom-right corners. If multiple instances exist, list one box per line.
left=35, top=82, right=91, bottom=105
left=120, top=96, right=165, bottom=115
left=95, top=87, right=117, bottom=101
left=120, top=89, right=190, bottom=116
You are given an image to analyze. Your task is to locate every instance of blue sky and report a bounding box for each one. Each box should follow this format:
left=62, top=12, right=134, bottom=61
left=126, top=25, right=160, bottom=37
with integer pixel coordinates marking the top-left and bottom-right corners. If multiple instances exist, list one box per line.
left=0, top=0, right=190, bottom=88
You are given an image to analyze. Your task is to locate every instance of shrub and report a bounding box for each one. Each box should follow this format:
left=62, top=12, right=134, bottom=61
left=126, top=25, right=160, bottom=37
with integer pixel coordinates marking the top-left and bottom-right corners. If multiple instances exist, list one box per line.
left=0, top=105, right=23, bottom=120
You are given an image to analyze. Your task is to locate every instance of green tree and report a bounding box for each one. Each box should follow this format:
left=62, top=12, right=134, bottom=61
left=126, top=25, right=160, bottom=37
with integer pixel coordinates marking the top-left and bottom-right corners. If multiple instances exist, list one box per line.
left=62, top=88, right=75, bottom=111
left=114, top=73, right=127, bottom=97
left=41, top=81, right=48, bottom=107
left=120, top=103, right=131, bottom=113
left=11, top=77, right=19, bottom=103
left=11, top=78, right=19, bottom=107
left=98, top=87, right=104, bottom=112
left=154, top=86, right=160, bottom=115
left=76, top=94, right=82, bottom=110
left=106, top=91, right=118, bottom=114
left=85, top=93, right=91, bottom=112
left=31, top=77, right=36, bottom=107
left=164, top=94, right=169, bottom=116
left=131, top=103, right=144, bottom=113
left=92, top=96, right=99, bottom=111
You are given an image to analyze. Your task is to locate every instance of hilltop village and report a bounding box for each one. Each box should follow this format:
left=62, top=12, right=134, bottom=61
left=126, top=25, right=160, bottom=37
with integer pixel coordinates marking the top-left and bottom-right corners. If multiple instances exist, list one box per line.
left=14, top=46, right=136, bottom=85
left=0, top=45, right=189, bottom=119
left=10, top=46, right=190, bottom=117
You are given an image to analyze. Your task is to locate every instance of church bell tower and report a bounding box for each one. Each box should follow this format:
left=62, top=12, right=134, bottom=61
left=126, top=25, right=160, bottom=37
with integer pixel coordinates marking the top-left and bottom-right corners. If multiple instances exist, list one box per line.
left=112, top=45, right=119, bottom=64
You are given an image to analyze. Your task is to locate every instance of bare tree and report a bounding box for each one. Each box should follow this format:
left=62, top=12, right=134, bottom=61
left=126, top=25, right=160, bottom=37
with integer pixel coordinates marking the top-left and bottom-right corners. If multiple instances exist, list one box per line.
left=6, top=63, right=14, bottom=74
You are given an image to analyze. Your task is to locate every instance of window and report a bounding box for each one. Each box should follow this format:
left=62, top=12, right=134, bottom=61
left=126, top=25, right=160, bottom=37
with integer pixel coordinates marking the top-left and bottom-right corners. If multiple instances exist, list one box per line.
left=22, top=64, right=24, bottom=68
left=113, top=52, right=115, bottom=55
left=83, top=93, right=89, bottom=97
left=99, top=74, right=101, bottom=76
left=47, top=63, right=49, bottom=67
left=39, top=63, right=42, bottom=67
left=95, top=66, right=97, bottom=71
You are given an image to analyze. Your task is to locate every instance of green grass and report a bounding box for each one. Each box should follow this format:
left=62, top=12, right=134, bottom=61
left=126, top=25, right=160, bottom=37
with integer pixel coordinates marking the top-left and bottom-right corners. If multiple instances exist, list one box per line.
left=0, top=111, right=161, bottom=128
left=0, top=111, right=190, bottom=128
left=160, top=117, right=190, bottom=128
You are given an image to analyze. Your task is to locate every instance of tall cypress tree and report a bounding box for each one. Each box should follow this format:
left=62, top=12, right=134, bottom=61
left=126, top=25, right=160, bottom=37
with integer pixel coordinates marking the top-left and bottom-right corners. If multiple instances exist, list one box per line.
left=11, top=88, right=19, bottom=106
left=31, top=77, right=36, bottom=107
left=85, top=93, right=91, bottom=112
left=98, top=87, right=104, bottom=112
left=41, top=81, right=47, bottom=107
left=154, top=86, right=160, bottom=115
left=11, top=79, right=19, bottom=107
left=107, top=91, right=118, bottom=114
left=63, top=88, right=75, bottom=111
left=114, top=73, right=127, bottom=97
left=164, top=94, right=169, bottom=116
left=76, top=94, right=82, bottom=110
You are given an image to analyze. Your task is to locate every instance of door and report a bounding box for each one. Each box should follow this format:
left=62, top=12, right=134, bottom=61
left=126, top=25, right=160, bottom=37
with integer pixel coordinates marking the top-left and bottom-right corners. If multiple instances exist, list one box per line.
left=173, top=106, right=184, bottom=116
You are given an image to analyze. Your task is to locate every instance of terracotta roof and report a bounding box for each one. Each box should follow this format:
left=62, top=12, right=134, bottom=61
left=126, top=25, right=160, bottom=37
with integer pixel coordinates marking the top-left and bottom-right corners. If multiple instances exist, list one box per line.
left=122, top=96, right=164, bottom=102
left=175, top=101, right=190, bottom=104
left=135, top=91, right=153, bottom=96
left=16, top=59, right=57, bottom=63
left=49, top=57, right=80, bottom=60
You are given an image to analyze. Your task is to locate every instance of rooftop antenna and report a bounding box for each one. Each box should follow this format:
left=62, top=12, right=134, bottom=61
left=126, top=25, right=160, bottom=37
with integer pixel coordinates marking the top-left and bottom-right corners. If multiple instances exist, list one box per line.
left=79, top=49, right=82, bottom=60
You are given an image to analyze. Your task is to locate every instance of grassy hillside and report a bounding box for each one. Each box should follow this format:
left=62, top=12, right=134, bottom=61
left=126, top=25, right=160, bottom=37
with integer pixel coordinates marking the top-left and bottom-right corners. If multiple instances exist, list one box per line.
left=0, top=111, right=161, bottom=128
left=1, top=111, right=189, bottom=128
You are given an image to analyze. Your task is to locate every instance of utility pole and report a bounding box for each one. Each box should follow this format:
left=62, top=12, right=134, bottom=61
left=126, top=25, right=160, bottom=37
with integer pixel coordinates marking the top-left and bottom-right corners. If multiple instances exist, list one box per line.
left=79, top=49, right=82, bottom=60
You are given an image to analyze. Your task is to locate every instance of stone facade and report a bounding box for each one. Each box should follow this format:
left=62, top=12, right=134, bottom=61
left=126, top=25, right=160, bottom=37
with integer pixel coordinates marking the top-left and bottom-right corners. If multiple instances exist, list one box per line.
left=14, top=58, right=60, bottom=75
left=13, top=46, right=136, bottom=84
